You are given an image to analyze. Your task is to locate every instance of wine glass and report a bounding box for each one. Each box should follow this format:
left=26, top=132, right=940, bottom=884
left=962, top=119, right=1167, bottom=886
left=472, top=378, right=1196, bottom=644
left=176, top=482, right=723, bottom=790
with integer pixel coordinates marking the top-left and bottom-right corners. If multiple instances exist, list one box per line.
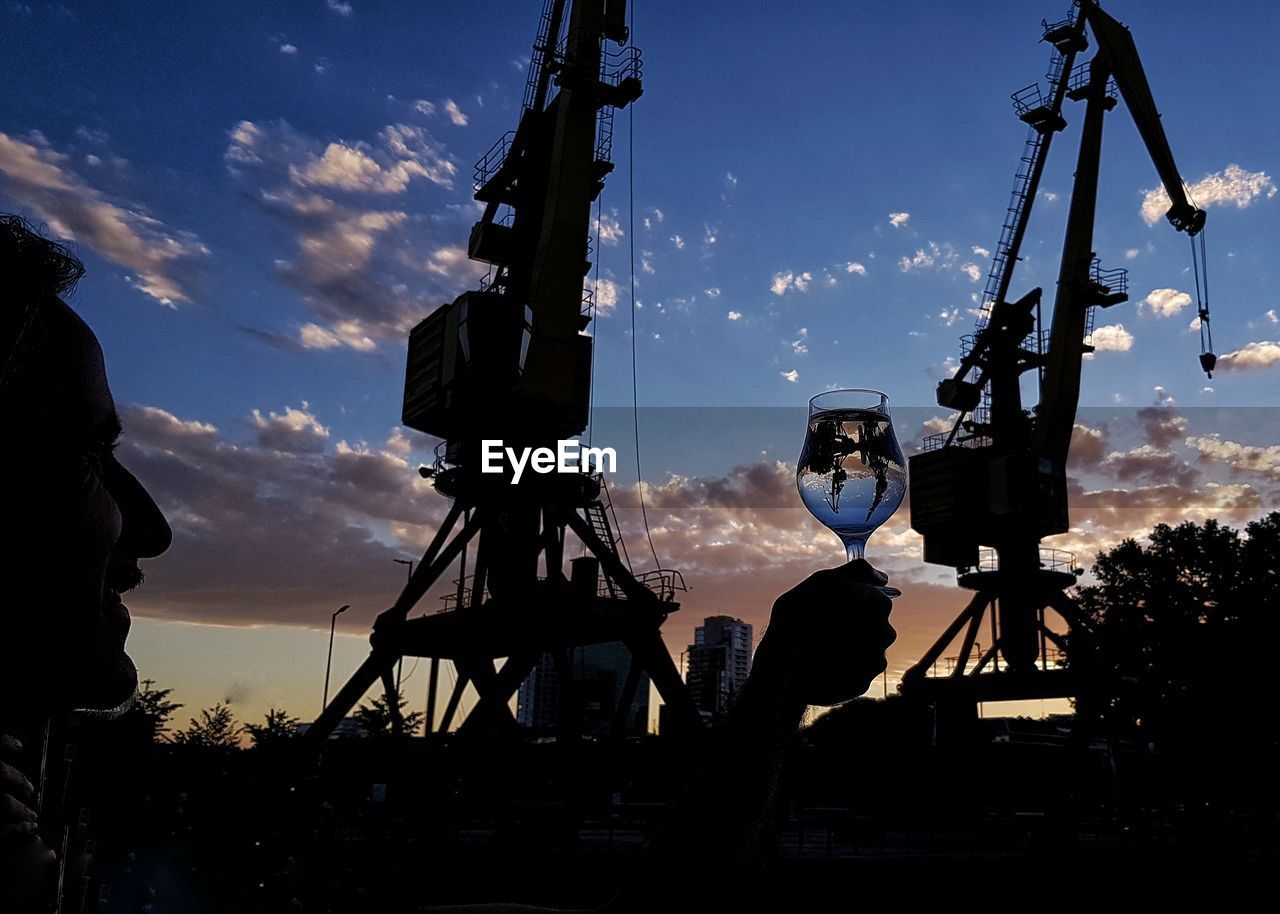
left=797, top=388, right=906, bottom=596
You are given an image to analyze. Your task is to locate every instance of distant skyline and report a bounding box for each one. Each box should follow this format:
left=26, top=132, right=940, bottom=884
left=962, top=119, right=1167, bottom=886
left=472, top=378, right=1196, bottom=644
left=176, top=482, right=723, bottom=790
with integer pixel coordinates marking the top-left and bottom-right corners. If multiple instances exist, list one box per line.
left=3, top=0, right=1278, bottom=727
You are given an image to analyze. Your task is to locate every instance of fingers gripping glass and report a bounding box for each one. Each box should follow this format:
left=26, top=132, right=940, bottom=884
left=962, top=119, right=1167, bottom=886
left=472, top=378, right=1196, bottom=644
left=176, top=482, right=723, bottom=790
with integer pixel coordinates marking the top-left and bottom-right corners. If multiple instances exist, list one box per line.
left=797, top=389, right=906, bottom=597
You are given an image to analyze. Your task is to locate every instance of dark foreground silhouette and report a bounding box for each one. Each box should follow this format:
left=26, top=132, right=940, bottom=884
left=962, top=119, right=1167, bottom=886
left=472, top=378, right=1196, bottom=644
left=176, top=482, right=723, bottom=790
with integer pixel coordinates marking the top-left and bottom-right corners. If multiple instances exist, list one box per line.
left=0, top=214, right=900, bottom=911
left=1, top=214, right=172, bottom=911
left=3, top=215, right=1277, bottom=911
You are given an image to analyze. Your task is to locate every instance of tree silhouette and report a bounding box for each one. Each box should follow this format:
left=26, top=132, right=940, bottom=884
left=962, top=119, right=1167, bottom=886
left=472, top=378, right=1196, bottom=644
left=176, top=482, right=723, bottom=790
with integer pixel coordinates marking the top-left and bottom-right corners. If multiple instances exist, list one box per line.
left=172, top=703, right=244, bottom=751
left=245, top=708, right=301, bottom=748
left=126, top=678, right=183, bottom=741
left=353, top=694, right=424, bottom=738
left=1077, top=513, right=1280, bottom=802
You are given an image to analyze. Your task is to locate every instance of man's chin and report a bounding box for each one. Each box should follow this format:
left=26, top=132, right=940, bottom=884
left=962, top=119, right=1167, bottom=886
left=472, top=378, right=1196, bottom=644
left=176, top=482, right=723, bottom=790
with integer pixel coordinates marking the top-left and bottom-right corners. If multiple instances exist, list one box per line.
left=68, top=653, right=138, bottom=713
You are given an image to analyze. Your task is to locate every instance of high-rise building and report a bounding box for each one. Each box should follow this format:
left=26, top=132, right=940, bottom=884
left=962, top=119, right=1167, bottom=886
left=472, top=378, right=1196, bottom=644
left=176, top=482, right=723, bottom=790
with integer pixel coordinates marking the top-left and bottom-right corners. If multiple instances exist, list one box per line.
left=516, top=642, right=651, bottom=737
left=685, top=615, right=753, bottom=723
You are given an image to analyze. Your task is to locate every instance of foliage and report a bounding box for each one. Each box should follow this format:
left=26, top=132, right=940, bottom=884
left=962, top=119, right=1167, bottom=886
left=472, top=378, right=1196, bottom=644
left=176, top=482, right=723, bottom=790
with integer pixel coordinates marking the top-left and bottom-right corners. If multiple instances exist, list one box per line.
left=171, top=703, right=244, bottom=751
left=1076, top=513, right=1280, bottom=770
left=244, top=708, right=301, bottom=748
left=352, top=694, right=424, bottom=738
left=127, top=678, right=183, bottom=741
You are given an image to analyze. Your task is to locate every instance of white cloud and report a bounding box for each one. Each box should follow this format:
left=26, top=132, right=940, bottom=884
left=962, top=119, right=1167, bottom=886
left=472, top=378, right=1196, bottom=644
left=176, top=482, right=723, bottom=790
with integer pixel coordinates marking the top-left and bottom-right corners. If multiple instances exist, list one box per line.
left=1217, top=340, right=1280, bottom=371
left=703, top=224, right=717, bottom=245
left=422, top=244, right=485, bottom=282
left=780, top=369, right=799, bottom=383
left=594, top=209, right=623, bottom=245
left=298, top=322, right=342, bottom=350
left=1266, top=309, right=1278, bottom=324
left=705, top=287, right=721, bottom=298
left=1090, top=323, right=1134, bottom=353
left=413, top=99, right=436, bottom=116
left=326, top=0, right=353, bottom=16
left=771, top=270, right=814, bottom=295
left=1141, top=164, right=1276, bottom=225
left=888, top=212, right=910, bottom=228
left=287, top=124, right=456, bottom=193
left=591, top=277, right=620, bottom=315
left=790, top=327, right=809, bottom=356
left=725, top=172, right=737, bottom=186
left=251, top=402, right=331, bottom=452
left=727, top=310, right=742, bottom=321
left=971, top=245, right=990, bottom=258
left=960, top=262, right=981, bottom=282
left=1141, top=287, right=1192, bottom=318
left=131, top=405, right=218, bottom=439
left=1153, top=386, right=1176, bottom=406
left=279, top=43, right=298, bottom=55
left=845, top=261, right=867, bottom=276
left=0, top=131, right=207, bottom=306
left=1185, top=434, right=1280, bottom=478
left=900, top=248, right=934, bottom=271
left=1125, top=248, right=1140, bottom=259
left=671, top=233, right=685, bottom=250
left=442, top=99, right=468, bottom=127
left=297, top=320, right=377, bottom=353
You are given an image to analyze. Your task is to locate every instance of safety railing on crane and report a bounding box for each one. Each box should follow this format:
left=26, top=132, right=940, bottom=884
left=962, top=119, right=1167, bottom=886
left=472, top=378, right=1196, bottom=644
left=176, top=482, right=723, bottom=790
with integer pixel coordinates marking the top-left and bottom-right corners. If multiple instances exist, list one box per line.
left=1011, top=83, right=1049, bottom=119
left=921, top=428, right=993, bottom=452
left=1090, top=258, right=1128, bottom=298
left=1066, top=60, right=1117, bottom=100
left=438, top=567, right=685, bottom=611
left=474, top=131, right=515, bottom=191
left=968, top=547, right=1079, bottom=576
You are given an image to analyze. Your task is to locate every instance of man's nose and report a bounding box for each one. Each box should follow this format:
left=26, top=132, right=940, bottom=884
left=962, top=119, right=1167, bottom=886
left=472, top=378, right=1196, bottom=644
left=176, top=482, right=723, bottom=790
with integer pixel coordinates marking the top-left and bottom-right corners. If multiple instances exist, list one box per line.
left=105, top=457, right=172, bottom=558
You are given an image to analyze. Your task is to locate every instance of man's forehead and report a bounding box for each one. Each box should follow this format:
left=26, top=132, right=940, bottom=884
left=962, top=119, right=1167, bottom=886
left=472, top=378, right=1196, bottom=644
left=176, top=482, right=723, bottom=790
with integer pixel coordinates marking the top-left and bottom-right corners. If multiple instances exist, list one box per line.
left=41, top=296, right=120, bottom=441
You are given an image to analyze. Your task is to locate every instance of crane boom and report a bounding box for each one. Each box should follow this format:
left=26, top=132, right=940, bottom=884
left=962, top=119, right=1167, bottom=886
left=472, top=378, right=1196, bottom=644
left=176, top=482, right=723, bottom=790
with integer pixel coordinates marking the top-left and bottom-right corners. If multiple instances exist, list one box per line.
left=1085, top=4, right=1205, bottom=235
left=1034, top=0, right=1206, bottom=463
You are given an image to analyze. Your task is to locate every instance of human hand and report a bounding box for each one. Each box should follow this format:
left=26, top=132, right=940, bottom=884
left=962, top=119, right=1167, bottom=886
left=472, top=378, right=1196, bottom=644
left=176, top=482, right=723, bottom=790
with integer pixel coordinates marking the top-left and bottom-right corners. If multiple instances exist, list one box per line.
left=0, top=734, right=54, bottom=901
left=756, top=560, right=896, bottom=707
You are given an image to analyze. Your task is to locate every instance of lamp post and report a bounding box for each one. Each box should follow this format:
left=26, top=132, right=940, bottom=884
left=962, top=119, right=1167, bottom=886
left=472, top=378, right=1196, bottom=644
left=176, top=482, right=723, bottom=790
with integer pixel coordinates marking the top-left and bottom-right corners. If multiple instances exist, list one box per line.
left=323, top=604, right=350, bottom=711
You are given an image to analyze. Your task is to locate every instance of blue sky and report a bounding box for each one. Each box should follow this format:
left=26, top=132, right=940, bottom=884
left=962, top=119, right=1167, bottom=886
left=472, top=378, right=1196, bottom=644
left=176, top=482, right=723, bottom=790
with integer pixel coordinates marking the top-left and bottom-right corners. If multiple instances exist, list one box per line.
left=3, top=0, right=1278, bottom=725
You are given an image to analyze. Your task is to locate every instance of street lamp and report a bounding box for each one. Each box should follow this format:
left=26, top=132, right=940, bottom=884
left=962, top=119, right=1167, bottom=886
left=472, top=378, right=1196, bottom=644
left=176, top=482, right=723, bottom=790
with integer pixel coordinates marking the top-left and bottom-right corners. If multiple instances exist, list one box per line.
left=392, top=560, right=414, bottom=692
left=323, top=604, right=350, bottom=710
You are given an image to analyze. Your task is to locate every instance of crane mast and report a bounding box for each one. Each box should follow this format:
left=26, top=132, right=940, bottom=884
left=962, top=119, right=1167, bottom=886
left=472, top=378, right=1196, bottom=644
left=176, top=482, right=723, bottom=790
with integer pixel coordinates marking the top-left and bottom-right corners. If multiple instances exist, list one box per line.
left=305, top=0, right=702, bottom=747
left=905, top=0, right=1214, bottom=716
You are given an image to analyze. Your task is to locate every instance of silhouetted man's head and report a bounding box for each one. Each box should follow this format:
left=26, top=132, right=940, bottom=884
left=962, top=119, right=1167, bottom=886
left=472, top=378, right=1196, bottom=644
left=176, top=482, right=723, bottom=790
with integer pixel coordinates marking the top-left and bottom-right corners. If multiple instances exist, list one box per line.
left=1, top=215, right=171, bottom=714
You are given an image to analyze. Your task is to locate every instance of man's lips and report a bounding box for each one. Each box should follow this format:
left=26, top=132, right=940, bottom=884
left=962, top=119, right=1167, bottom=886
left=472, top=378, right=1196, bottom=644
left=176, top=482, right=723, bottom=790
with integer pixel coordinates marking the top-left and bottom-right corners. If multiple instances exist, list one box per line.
left=102, top=589, right=131, bottom=639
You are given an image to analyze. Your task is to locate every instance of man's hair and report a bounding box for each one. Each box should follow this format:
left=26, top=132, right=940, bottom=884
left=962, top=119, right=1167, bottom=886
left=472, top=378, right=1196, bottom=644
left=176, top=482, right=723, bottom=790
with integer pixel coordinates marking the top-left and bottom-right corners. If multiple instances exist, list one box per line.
left=0, top=214, right=85, bottom=297
left=1, top=214, right=86, bottom=396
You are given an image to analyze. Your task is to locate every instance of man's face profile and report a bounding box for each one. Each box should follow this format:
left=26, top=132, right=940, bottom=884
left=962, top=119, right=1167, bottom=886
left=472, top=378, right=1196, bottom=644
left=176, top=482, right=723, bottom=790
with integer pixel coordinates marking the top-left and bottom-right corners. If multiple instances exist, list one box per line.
left=2, top=226, right=171, bottom=715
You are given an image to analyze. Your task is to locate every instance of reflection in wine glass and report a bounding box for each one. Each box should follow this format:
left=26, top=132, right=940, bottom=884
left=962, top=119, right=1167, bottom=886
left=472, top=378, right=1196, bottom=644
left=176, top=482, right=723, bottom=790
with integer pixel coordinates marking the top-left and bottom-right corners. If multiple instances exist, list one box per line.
left=797, top=389, right=907, bottom=594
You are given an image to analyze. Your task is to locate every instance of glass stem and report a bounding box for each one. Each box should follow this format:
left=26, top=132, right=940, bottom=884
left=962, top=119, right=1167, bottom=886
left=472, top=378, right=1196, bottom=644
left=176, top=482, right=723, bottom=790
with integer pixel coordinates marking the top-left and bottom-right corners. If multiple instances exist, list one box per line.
left=844, top=536, right=867, bottom=563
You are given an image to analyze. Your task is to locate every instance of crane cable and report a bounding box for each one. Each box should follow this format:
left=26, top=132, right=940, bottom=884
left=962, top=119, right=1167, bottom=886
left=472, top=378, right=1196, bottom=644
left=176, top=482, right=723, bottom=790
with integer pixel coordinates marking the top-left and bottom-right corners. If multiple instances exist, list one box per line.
left=1189, top=224, right=1216, bottom=375
left=628, top=1, right=661, bottom=571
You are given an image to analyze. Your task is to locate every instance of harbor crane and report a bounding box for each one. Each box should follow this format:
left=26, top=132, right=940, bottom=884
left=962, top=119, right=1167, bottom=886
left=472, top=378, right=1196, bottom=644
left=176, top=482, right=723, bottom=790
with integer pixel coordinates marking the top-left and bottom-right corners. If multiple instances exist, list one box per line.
left=304, top=0, right=701, bottom=746
left=904, top=0, right=1217, bottom=723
